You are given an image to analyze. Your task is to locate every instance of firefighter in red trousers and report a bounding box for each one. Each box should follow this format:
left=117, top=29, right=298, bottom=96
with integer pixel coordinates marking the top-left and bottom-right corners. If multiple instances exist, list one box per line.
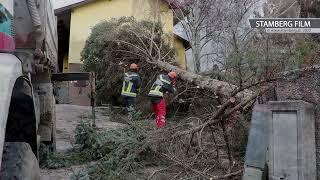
left=148, top=72, right=177, bottom=128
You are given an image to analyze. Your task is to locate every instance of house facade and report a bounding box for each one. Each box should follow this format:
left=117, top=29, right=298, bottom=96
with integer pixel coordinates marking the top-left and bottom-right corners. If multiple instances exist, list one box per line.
left=54, top=0, right=189, bottom=105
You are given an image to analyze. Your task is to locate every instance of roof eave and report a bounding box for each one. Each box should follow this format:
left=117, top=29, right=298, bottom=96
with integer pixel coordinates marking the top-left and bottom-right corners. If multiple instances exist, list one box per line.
left=54, top=0, right=96, bottom=15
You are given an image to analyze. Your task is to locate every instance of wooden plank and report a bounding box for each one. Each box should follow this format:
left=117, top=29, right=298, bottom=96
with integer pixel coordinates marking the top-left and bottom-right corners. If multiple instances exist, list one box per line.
left=51, top=73, right=90, bottom=82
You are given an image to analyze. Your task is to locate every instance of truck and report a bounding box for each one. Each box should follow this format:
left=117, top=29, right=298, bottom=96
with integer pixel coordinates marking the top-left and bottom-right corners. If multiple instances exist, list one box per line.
left=0, top=0, right=57, bottom=179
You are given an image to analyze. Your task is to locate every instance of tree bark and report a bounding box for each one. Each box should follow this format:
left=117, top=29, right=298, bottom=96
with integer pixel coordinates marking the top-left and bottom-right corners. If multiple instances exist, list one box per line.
left=192, top=45, right=201, bottom=73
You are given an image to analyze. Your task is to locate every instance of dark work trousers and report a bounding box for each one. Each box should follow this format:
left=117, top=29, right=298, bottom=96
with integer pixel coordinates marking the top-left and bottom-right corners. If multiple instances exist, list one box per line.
left=124, top=96, right=136, bottom=116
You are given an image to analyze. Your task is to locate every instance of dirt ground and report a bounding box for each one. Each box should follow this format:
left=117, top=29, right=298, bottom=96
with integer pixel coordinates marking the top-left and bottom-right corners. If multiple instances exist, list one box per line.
left=40, top=104, right=122, bottom=180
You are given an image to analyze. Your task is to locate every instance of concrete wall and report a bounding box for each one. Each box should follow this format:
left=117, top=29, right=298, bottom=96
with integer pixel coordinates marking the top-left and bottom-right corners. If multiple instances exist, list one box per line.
left=243, top=100, right=317, bottom=180
left=271, top=66, right=320, bottom=177
left=244, top=101, right=317, bottom=179
left=267, top=101, right=316, bottom=180
left=243, top=104, right=269, bottom=180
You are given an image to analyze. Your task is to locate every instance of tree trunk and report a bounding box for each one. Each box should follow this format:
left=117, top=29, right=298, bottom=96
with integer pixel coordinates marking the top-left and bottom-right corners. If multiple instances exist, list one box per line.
left=152, top=60, right=254, bottom=101
left=192, top=46, right=201, bottom=73
left=190, top=2, right=202, bottom=74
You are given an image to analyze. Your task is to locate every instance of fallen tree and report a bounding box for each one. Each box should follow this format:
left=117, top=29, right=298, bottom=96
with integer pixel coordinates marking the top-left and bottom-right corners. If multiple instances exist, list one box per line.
left=80, top=17, right=273, bottom=179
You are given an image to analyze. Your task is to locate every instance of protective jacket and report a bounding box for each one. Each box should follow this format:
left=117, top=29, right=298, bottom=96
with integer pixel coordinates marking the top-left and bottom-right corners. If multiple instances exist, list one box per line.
left=148, top=74, right=175, bottom=98
left=121, top=72, right=141, bottom=97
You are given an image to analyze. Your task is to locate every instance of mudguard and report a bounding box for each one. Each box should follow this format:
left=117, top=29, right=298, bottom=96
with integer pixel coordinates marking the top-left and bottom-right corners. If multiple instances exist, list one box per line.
left=0, top=53, right=23, bottom=168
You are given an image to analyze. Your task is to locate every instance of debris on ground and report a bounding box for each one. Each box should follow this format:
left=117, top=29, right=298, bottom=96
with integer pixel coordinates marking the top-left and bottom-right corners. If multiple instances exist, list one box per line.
left=40, top=104, right=122, bottom=180
left=41, top=104, right=247, bottom=179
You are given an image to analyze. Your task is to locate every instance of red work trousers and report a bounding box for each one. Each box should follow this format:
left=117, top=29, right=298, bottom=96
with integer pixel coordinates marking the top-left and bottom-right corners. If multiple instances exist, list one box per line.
left=152, top=98, right=166, bottom=128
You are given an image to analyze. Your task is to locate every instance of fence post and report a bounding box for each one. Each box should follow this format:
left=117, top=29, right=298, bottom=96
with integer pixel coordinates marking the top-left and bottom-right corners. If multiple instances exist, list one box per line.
left=90, top=72, right=96, bottom=127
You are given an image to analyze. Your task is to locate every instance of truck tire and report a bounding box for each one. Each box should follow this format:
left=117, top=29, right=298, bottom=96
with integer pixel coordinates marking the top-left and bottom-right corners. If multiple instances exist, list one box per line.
left=5, top=92, right=38, bottom=156
left=0, top=142, right=40, bottom=180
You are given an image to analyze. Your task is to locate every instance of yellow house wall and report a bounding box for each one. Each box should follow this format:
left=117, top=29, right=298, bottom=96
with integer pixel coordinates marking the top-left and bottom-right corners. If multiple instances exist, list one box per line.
left=68, top=0, right=182, bottom=66
left=174, top=37, right=186, bottom=70
left=69, top=0, right=131, bottom=64
left=131, top=0, right=173, bottom=34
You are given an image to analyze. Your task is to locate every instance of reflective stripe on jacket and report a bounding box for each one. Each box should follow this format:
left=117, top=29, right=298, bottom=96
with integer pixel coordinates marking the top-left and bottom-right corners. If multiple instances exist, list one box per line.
left=121, top=72, right=141, bottom=97
left=148, top=74, right=174, bottom=98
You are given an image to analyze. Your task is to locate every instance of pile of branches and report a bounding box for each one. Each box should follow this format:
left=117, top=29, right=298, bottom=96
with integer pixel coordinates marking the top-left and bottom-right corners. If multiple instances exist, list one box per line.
left=69, top=119, right=247, bottom=180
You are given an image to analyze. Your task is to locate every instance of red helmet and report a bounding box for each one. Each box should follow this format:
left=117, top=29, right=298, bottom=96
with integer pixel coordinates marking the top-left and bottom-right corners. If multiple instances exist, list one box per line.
left=130, top=63, right=139, bottom=70
left=168, top=71, right=177, bottom=79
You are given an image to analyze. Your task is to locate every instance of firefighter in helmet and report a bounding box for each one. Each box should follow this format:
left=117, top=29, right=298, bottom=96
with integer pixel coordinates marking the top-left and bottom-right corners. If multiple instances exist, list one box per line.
left=148, top=71, right=177, bottom=128
left=121, top=63, right=142, bottom=119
